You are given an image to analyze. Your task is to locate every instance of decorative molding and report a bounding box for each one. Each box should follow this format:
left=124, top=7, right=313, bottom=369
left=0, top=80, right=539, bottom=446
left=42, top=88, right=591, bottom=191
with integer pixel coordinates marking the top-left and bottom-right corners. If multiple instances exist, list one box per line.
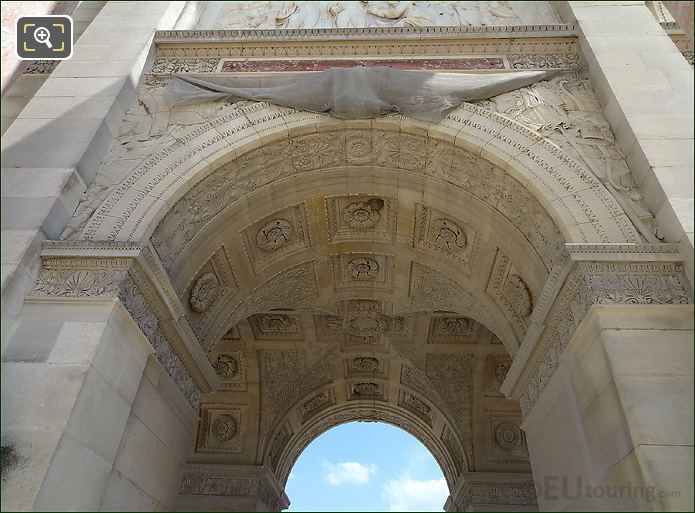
left=446, top=472, right=537, bottom=512
left=180, top=464, right=289, bottom=511
left=197, top=404, right=248, bottom=453
left=155, top=25, right=579, bottom=44
left=513, top=245, right=691, bottom=416
left=29, top=241, right=223, bottom=409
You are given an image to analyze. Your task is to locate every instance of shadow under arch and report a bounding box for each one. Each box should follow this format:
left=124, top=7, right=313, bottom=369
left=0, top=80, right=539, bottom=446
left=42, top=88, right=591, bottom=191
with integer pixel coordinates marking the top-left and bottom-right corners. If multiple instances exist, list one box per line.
left=271, top=403, right=462, bottom=492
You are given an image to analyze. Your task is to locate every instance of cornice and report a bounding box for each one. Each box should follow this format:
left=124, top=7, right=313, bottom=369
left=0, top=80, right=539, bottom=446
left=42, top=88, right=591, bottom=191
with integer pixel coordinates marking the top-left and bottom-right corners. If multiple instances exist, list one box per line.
left=154, top=24, right=578, bottom=43
left=30, top=240, right=220, bottom=406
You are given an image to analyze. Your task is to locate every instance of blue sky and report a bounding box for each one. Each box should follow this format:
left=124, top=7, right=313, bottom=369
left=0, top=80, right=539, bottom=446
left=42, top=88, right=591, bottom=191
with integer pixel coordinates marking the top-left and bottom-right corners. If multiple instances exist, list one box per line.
left=284, top=422, right=448, bottom=512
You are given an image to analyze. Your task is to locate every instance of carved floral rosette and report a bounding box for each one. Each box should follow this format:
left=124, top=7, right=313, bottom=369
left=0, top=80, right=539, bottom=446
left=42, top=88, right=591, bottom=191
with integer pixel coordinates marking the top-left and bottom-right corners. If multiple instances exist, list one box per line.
left=30, top=241, right=222, bottom=409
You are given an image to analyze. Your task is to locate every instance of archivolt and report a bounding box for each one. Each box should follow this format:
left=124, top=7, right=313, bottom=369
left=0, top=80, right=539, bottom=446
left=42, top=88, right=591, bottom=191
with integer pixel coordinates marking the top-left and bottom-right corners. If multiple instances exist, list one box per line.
left=80, top=102, right=639, bottom=248
left=269, top=403, right=464, bottom=491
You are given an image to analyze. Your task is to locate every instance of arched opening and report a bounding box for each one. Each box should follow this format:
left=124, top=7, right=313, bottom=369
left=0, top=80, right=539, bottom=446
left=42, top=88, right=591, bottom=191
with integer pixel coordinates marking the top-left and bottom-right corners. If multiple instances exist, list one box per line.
left=284, top=422, right=448, bottom=512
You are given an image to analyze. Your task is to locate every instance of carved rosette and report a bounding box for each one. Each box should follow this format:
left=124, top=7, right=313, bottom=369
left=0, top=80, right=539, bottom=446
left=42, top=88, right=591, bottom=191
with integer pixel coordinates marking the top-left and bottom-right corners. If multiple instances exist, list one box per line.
left=190, top=272, right=220, bottom=312
left=343, top=199, right=383, bottom=229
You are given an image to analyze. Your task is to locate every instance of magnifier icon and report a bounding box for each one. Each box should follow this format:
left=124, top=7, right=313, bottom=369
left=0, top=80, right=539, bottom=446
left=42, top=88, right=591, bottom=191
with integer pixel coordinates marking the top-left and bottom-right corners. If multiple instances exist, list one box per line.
left=34, top=26, right=52, bottom=48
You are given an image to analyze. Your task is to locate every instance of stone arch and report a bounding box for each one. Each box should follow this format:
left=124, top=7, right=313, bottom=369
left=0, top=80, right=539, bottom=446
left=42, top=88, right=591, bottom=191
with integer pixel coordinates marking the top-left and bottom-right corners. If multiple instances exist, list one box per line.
left=272, top=404, right=462, bottom=490
left=79, top=102, right=639, bottom=248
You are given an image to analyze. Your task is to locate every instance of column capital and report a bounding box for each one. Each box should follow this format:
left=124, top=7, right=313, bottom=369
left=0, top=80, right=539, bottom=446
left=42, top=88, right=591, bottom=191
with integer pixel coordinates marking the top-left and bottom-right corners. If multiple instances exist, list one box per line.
left=502, top=243, right=691, bottom=415
left=29, top=240, right=221, bottom=408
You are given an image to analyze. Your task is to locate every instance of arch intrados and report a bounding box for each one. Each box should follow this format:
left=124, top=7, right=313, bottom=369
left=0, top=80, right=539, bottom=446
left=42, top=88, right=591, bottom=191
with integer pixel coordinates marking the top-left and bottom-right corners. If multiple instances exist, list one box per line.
left=270, top=403, right=463, bottom=491
left=81, top=103, right=638, bottom=249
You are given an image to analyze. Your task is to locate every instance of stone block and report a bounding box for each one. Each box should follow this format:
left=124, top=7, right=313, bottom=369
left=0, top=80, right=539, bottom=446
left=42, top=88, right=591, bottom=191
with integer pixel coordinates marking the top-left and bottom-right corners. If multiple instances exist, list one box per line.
left=615, top=374, right=694, bottom=446
left=1, top=362, right=87, bottom=431
left=47, top=321, right=107, bottom=366
left=0, top=426, right=63, bottom=511
left=112, top=415, right=186, bottom=509
left=131, top=374, right=194, bottom=463
left=64, top=366, right=132, bottom=464
left=0, top=167, right=75, bottom=198
left=33, top=431, right=112, bottom=511
left=2, top=318, right=65, bottom=363
left=100, top=471, right=168, bottom=512
left=0, top=229, right=42, bottom=265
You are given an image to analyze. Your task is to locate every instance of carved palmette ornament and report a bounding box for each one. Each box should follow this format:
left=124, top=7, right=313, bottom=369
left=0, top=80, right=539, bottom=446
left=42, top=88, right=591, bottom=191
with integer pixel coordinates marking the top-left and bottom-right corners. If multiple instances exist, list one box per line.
left=211, top=414, right=238, bottom=441
left=505, top=274, right=533, bottom=317
left=343, top=199, right=383, bottom=229
left=190, top=272, right=220, bottom=312
left=256, top=218, right=292, bottom=250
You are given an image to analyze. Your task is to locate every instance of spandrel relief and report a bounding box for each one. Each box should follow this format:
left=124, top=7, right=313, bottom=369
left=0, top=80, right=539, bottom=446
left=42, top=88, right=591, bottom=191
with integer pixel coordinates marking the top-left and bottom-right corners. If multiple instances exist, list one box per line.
left=203, top=1, right=560, bottom=30
left=477, top=72, right=661, bottom=241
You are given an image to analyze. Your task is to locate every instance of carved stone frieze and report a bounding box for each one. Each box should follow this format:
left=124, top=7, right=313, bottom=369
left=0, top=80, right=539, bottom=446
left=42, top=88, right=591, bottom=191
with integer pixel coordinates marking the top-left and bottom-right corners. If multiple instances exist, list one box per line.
left=299, top=389, right=335, bottom=421
left=30, top=243, right=214, bottom=410
left=190, top=272, right=219, bottom=312
left=486, top=249, right=533, bottom=338
left=446, top=472, right=537, bottom=512
left=398, top=390, right=434, bottom=426
left=427, top=315, right=481, bottom=344
left=348, top=381, right=386, bottom=402
left=485, top=355, right=512, bottom=397
left=249, top=313, right=303, bottom=340
left=211, top=350, right=247, bottom=391
left=180, top=464, right=289, bottom=511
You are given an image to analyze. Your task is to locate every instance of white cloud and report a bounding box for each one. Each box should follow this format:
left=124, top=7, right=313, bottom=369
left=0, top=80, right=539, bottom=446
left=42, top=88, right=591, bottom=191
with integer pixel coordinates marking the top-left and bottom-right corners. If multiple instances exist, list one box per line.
left=322, top=461, right=377, bottom=486
left=382, top=475, right=448, bottom=512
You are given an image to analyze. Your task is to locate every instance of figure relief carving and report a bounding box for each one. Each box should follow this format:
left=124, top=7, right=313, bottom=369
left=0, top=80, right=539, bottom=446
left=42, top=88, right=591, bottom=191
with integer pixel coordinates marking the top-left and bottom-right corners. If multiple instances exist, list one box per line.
left=343, top=198, right=384, bottom=229
left=210, top=1, right=560, bottom=29
left=480, top=72, right=659, bottom=242
left=211, top=414, right=238, bottom=442
left=353, top=357, right=379, bottom=372
left=433, top=219, right=467, bottom=251
left=190, top=272, right=220, bottom=312
left=213, top=354, right=239, bottom=380
left=347, top=257, right=380, bottom=280
left=256, top=218, right=292, bottom=251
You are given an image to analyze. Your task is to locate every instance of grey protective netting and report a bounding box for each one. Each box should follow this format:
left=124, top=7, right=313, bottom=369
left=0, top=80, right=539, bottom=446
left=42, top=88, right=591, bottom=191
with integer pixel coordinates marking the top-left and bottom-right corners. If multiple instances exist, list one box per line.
left=165, top=67, right=559, bottom=123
